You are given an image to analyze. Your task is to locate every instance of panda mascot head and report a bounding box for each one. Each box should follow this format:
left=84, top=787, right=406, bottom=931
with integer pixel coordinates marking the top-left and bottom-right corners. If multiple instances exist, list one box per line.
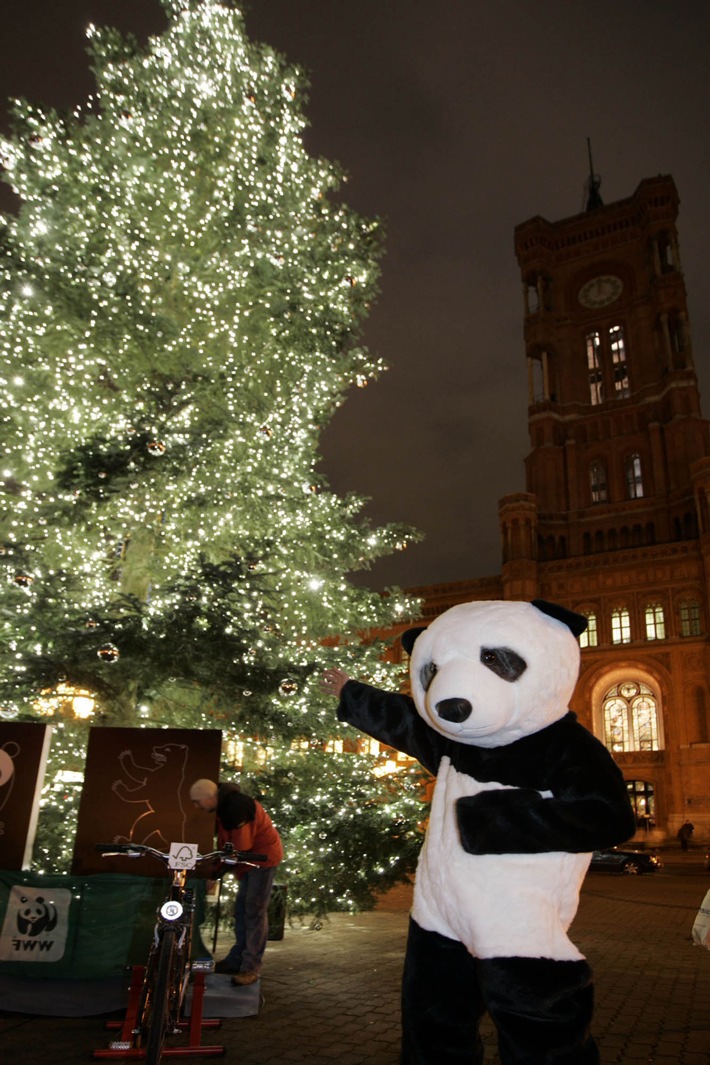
left=402, top=598, right=587, bottom=749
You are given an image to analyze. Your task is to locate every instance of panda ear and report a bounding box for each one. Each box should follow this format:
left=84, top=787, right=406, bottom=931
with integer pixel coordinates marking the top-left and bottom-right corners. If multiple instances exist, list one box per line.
left=401, top=627, right=427, bottom=656
left=531, top=599, right=588, bottom=638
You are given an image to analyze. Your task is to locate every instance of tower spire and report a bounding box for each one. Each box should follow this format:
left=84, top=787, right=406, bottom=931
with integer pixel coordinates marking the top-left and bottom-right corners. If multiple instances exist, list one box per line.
left=584, top=137, right=603, bottom=211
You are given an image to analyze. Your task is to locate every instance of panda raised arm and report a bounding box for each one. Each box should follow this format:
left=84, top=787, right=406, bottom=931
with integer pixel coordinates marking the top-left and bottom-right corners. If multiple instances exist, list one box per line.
left=334, top=598, right=635, bottom=854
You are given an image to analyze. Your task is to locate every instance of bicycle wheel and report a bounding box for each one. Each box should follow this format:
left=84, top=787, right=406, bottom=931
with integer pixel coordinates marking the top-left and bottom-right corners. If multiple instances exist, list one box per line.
left=145, top=925, right=177, bottom=1065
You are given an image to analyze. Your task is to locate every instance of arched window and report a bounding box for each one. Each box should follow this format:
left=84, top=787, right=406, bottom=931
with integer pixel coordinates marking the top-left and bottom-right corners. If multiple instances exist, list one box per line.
left=657, top=232, right=675, bottom=273
left=589, top=461, right=607, bottom=503
left=586, top=331, right=603, bottom=405
left=611, top=608, right=631, bottom=644
left=679, top=599, right=702, bottom=637
left=584, top=326, right=631, bottom=405
left=603, top=681, right=661, bottom=752
left=610, top=325, right=630, bottom=397
left=530, top=355, right=545, bottom=403
left=525, top=274, right=552, bottom=314
left=625, top=454, right=644, bottom=499
left=645, top=604, right=666, bottom=640
left=579, top=612, right=598, bottom=648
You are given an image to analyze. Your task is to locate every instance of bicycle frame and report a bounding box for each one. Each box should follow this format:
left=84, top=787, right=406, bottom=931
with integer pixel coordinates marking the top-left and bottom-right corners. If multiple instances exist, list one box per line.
left=141, top=864, right=195, bottom=1063
left=92, top=841, right=265, bottom=1063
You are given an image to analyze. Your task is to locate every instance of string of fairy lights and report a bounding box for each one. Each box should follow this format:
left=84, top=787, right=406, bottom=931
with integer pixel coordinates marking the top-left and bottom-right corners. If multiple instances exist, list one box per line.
left=0, top=0, right=425, bottom=908
left=1, top=0, right=413, bottom=634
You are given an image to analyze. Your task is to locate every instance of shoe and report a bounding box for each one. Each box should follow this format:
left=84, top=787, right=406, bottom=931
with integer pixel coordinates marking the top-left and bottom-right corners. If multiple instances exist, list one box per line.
left=214, top=959, right=241, bottom=974
left=231, top=971, right=259, bottom=986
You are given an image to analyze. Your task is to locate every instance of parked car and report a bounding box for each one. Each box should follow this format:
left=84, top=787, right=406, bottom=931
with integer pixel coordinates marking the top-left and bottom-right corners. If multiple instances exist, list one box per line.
left=589, top=846, right=662, bottom=875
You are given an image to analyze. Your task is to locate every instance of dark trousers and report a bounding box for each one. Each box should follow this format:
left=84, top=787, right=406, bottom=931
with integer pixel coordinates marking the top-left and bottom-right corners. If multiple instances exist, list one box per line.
left=221, top=865, right=276, bottom=976
left=400, top=918, right=599, bottom=1065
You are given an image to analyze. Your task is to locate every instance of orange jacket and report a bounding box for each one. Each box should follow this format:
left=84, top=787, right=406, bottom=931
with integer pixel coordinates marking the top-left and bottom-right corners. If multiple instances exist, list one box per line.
left=216, top=799, right=283, bottom=878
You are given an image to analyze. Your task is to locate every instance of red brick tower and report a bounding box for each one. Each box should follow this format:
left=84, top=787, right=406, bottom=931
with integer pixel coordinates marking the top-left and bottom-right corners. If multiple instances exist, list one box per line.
left=496, top=172, right=710, bottom=838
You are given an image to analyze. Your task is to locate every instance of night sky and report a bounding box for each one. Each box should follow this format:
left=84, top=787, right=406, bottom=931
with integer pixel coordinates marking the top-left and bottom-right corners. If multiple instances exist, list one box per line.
left=2, top=1, right=710, bottom=592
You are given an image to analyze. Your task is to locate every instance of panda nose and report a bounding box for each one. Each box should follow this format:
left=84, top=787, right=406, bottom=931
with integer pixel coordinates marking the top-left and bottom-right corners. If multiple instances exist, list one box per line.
left=436, top=698, right=472, bottom=723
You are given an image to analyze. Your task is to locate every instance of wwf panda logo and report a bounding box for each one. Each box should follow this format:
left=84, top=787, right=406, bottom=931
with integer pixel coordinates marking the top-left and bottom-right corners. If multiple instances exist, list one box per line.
left=16, top=895, right=58, bottom=937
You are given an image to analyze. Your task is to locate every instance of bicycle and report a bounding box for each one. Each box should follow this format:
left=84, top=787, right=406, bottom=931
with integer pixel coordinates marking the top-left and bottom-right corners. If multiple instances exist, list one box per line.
left=92, top=841, right=266, bottom=1064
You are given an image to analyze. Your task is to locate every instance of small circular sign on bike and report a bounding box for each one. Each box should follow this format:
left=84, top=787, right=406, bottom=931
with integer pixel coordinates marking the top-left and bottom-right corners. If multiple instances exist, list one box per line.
left=160, top=900, right=184, bottom=922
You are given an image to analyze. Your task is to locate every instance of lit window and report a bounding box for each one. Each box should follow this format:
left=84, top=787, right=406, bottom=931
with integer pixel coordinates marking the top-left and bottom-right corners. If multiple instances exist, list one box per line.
left=611, top=608, right=631, bottom=644
left=579, top=612, right=598, bottom=648
left=645, top=604, right=666, bottom=640
left=586, top=332, right=603, bottom=404
left=610, top=325, right=630, bottom=397
left=589, top=461, right=607, bottom=503
left=625, top=454, right=644, bottom=499
left=603, top=681, right=660, bottom=752
left=679, top=600, right=702, bottom=637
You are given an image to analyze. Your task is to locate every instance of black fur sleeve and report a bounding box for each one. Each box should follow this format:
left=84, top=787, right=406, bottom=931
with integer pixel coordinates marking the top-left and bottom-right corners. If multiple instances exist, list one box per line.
left=456, top=719, right=636, bottom=854
left=337, top=680, right=443, bottom=775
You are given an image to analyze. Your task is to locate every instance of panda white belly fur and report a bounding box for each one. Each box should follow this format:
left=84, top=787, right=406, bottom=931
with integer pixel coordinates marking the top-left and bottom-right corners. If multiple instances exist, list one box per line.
left=411, top=756, right=591, bottom=962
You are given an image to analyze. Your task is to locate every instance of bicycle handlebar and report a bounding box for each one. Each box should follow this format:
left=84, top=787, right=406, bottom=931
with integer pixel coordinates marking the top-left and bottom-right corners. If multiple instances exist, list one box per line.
left=95, top=842, right=268, bottom=865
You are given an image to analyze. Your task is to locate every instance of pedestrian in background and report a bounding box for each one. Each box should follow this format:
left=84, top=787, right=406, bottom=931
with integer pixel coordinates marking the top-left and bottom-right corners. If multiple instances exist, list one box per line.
left=677, top=821, right=694, bottom=851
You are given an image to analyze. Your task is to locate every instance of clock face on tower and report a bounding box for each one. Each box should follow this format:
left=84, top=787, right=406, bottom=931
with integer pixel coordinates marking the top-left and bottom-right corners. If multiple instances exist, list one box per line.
left=577, top=274, right=623, bottom=309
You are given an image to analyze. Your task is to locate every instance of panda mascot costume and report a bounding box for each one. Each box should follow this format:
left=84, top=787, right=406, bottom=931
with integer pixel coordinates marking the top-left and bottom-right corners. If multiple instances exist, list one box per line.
left=323, top=599, right=635, bottom=1065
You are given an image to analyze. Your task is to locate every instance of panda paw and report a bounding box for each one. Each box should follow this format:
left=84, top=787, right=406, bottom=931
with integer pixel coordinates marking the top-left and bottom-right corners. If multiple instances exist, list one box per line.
left=456, top=789, right=543, bottom=854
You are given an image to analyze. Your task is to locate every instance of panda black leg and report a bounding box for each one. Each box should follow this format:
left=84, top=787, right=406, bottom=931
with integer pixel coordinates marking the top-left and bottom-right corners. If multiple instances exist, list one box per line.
left=400, top=919, right=486, bottom=1065
left=475, top=956, right=599, bottom=1065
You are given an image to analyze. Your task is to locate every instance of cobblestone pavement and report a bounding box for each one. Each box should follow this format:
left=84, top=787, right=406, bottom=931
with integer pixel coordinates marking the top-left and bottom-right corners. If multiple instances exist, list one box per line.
left=1, top=849, right=708, bottom=1064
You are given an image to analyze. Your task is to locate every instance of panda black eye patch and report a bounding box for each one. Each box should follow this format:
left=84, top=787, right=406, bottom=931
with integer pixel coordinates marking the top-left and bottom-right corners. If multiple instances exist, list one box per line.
left=420, top=661, right=438, bottom=691
left=480, top=646, right=527, bottom=682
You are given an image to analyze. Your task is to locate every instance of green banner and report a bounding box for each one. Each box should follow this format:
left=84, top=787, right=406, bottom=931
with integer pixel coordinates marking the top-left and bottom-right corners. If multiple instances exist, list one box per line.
left=0, top=872, right=206, bottom=980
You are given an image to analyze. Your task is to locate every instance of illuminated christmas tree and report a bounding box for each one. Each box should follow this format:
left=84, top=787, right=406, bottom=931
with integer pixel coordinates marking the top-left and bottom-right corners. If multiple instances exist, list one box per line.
left=0, top=0, right=424, bottom=914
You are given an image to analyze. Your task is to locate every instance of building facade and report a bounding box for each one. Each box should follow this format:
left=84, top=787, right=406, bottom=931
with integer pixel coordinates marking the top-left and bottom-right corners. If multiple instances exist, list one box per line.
left=402, top=175, right=710, bottom=843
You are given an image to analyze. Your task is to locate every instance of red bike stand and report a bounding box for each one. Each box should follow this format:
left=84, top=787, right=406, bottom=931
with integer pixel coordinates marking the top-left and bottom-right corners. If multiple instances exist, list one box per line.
left=93, top=967, right=225, bottom=1059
